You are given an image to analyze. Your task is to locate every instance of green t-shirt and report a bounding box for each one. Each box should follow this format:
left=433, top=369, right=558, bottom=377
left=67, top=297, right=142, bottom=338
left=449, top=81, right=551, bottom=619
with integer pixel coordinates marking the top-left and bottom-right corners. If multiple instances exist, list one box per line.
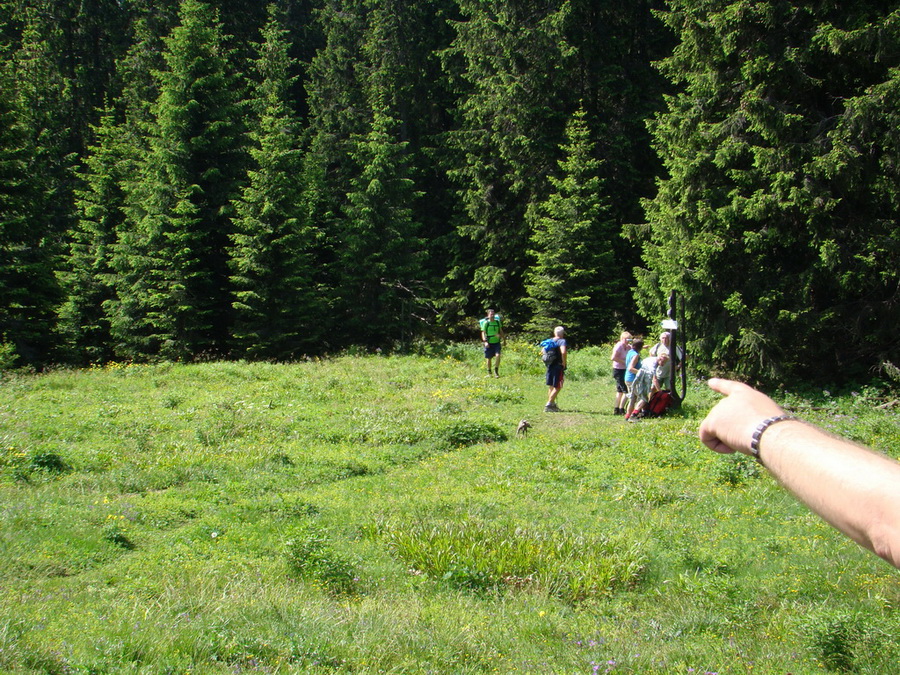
left=479, top=316, right=502, bottom=344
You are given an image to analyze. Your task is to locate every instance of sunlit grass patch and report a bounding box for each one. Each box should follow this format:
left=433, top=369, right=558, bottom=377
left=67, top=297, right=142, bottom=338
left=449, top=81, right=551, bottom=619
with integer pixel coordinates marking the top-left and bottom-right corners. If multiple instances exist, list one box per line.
left=1, top=349, right=899, bottom=673
left=386, top=519, right=646, bottom=602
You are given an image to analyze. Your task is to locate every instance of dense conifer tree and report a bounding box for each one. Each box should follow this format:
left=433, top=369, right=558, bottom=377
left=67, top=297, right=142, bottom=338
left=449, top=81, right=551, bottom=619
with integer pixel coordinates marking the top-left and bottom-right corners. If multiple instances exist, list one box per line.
left=338, top=97, right=424, bottom=346
left=301, top=0, right=368, bottom=344
left=5, top=8, right=68, bottom=365
left=304, top=0, right=453, bottom=345
left=359, top=0, right=458, bottom=316
left=0, top=67, right=58, bottom=366
left=110, top=0, right=245, bottom=360
left=304, top=0, right=368, bottom=212
left=562, top=0, right=671, bottom=333
left=229, top=5, right=321, bottom=360
left=441, top=0, right=572, bottom=320
left=60, top=0, right=169, bottom=362
left=523, top=106, right=616, bottom=340
left=67, top=15, right=168, bottom=363
left=639, top=1, right=900, bottom=382
left=807, top=11, right=900, bottom=376
left=59, top=108, right=124, bottom=364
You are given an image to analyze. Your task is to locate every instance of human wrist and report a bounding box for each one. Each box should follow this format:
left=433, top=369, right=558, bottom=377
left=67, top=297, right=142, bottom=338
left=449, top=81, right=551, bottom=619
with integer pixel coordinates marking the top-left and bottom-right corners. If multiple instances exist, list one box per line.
left=750, top=415, right=805, bottom=462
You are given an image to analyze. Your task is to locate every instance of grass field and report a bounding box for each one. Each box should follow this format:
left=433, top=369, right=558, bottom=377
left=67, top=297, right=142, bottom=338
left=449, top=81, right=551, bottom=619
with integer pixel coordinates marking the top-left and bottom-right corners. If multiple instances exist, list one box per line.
left=1, top=342, right=899, bottom=674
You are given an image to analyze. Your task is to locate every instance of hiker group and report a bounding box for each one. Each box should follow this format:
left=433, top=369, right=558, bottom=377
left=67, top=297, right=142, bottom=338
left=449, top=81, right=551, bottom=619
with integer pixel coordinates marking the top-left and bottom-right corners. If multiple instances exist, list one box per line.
left=478, top=309, right=677, bottom=418
left=611, top=330, right=678, bottom=421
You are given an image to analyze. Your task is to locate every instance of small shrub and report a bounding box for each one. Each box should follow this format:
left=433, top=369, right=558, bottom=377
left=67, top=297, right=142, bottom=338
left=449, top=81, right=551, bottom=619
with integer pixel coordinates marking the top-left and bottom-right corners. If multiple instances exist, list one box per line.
left=29, top=450, right=70, bottom=474
left=442, top=566, right=492, bottom=591
left=805, top=611, right=866, bottom=672
left=713, top=453, right=760, bottom=487
left=566, top=438, right=610, bottom=453
left=283, top=499, right=319, bottom=518
left=268, top=452, right=295, bottom=467
left=334, top=460, right=373, bottom=479
left=434, top=400, right=462, bottom=415
left=283, top=524, right=358, bottom=596
left=613, top=481, right=684, bottom=507
left=0, top=340, right=18, bottom=370
left=476, top=385, right=525, bottom=404
left=444, top=343, right=472, bottom=362
left=102, top=524, right=135, bottom=549
left=433, top=420, right=507, bottom=449
left=161, top=394, right=182, bottom=409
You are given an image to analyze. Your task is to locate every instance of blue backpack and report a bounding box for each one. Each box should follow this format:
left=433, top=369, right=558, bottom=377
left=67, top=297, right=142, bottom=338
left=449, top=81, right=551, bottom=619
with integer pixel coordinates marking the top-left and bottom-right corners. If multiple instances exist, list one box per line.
left=539, top=338, right=562, bottom=366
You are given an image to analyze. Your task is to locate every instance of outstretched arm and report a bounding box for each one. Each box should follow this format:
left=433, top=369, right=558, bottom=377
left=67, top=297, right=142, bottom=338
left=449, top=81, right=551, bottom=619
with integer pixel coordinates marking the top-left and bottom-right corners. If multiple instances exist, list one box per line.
left=699, top=378, right=900, bottom=568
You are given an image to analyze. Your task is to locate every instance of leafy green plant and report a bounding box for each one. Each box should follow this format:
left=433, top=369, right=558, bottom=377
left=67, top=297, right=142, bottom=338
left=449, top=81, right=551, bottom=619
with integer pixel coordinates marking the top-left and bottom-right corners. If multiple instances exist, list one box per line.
left=283, top=524, right=358, bottom=596
left=102, top=523, right=134, bottom=549
left=386, top=520, right=646, bottom=603
left=713, top=453, right=761, bottom=487
left=0, top=341, right=17, bottom=371
left=804, top=611, right=866, bottom=672
left=28, top=450, right=70, bottom=474
left=432, top=420, right=507, bottom=449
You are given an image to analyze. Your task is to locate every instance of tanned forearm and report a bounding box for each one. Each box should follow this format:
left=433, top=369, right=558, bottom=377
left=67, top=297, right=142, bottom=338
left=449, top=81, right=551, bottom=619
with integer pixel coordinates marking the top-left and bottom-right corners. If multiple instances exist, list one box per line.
left=759, top=421, right=900, bottom=567
left=700, top=378, right=900, bottom=569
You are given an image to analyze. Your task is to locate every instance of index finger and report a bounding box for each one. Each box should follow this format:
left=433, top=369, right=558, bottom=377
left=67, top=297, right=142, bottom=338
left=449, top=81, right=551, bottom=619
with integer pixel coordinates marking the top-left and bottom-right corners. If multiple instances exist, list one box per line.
left=707, top=377, right=748, bottom=397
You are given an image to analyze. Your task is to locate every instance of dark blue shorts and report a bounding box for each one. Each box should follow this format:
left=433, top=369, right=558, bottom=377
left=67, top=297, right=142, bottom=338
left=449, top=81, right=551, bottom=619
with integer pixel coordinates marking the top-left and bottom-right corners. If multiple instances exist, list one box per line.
left=546, top=364, right=565, bottom=388
left=484, top=342, right=501, bottom=358
left=613, top=368, right=627, bottom=393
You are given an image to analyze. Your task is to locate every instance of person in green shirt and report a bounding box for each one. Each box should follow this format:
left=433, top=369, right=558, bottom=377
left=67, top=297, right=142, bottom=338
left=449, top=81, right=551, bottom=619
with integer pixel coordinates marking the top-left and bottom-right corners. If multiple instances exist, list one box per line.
left=478, top=308, right=504, bottom=377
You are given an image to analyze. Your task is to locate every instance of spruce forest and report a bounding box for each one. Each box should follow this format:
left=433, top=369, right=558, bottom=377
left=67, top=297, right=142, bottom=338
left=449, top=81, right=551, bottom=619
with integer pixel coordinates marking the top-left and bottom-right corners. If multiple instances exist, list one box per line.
left=1, top=0, right=898, bottom=385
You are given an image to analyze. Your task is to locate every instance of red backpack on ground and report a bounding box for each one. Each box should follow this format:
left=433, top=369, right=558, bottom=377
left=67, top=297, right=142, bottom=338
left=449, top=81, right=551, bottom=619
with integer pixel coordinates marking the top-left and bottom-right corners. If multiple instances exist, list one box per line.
left=644, top=390, right=675, bottom=418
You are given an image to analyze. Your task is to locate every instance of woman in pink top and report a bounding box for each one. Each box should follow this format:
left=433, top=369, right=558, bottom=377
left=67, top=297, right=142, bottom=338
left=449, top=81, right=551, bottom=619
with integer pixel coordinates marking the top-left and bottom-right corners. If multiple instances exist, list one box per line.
left=611, top=331, right=632, bottom=415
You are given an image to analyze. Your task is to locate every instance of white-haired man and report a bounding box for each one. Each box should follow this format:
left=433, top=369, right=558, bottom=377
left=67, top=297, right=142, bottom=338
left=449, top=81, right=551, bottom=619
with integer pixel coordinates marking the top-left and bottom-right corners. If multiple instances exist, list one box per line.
left=542, top=326, right=568, bottom=412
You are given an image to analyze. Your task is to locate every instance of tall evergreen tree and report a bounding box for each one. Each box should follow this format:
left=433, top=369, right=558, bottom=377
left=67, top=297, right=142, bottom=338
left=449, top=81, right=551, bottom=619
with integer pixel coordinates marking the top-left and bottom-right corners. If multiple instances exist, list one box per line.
left=301, top=0, right=368, bottom=344
left=304, top=0, right=369, bottom=210
left=229, top=5, right=320, bottom=360
left=808, top=12, right=900, bottom=375
left=304, top=0, right=453, bottom=345
left=59, top=108, right=124, bottom=364
left=561, top=0, right=672, bottom=333
left=523, top=106, right=616, bottom=340
left=0, top=67, right=57, bottom=366
left=111, top=0, right=245, bottom=360
left=52, top=0, right=131, bottom=153
left=359, top=0, right=459, bottom=313
left=639, top=1, right=900, bottom=382
left=338, top=97, right=424, bottom=346
left=5, top=9, right=67, bottom=365
left=12, top=0, right=131, bottom=241
left=441, top=0, right=572, bottom=320
left=64, top=14, right=169, bottom=363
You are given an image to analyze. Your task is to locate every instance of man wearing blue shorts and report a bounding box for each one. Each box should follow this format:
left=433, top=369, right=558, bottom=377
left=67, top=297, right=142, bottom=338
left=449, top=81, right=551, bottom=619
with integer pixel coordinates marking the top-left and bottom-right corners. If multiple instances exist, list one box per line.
left=479, top=308, right=504, bottom=377
left=543, top=326, right=568, bottom=412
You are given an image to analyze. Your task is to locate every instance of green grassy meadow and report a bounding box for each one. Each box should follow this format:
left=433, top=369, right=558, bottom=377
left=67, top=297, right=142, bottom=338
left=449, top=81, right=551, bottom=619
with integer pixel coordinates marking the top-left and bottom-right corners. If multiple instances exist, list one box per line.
left=1, top=343, right=899, bottom=674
